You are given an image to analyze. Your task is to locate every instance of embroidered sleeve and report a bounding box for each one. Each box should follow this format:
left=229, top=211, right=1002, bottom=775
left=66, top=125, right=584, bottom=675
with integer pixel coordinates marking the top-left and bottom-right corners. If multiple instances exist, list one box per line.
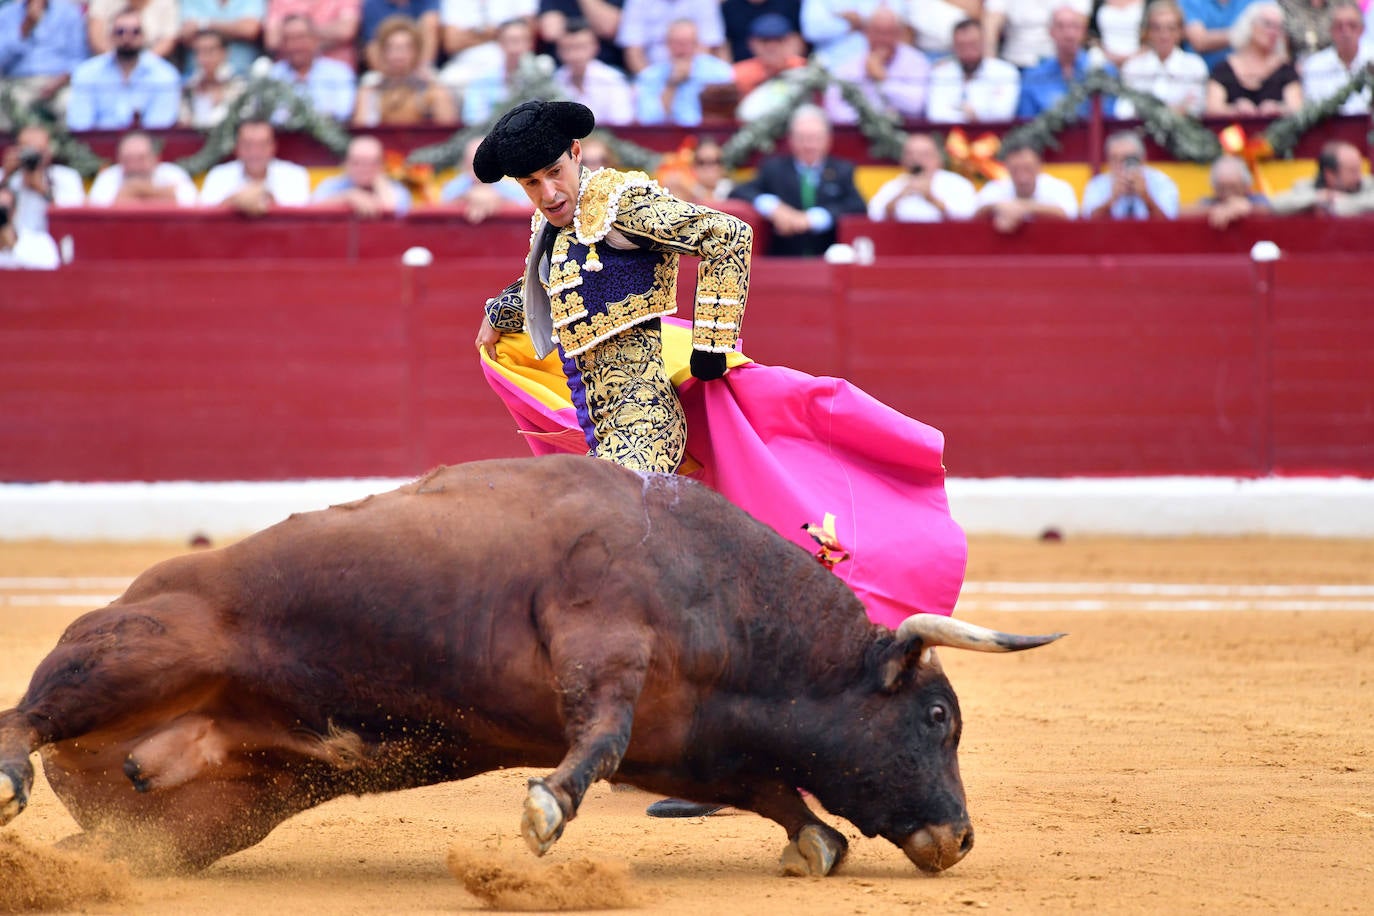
left=484, top=278, right=526, bottom=332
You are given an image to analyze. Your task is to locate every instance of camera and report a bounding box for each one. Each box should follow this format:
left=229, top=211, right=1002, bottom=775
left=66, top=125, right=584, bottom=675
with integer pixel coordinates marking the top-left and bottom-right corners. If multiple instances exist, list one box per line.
left=18, top=147, right=43, bottom=171
left=1122, top=154, right=1142, bottom=171
left=908, top=163, right=925, bottom=175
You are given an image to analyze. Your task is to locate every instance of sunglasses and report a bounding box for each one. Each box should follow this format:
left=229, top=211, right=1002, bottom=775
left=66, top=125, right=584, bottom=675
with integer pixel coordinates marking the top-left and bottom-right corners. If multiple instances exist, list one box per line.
left=113, top=25, right=143, bottom=36
left=695, top=157, right=723, bottom=166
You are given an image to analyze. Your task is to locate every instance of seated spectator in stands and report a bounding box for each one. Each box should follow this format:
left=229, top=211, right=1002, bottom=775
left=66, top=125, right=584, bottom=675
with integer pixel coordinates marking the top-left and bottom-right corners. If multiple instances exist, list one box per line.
left=1118, top=0, right=1208, bottom=117
left=618, top=0, right=726, bottom=74
left=1270, top=140, right=1374, bottom=215
left=733, top=13, right=805, bottom=96
left=926, top=18, right=1022, bottom=123
left=353, top=16, right=458, bottom=127
left=362, top=0, right=440, bottom=69
left=68, top=8, right=182, bottom=130
left=1081, top=130, right=1180, bottom=219
left=86, top=0, right=178, bottom=60
left=313, top=136, right=411, bottom=218
left=1180, top=154, right=1271, bottom=228
left=0, top=0, right=88, bottom=120
left=269, top=16, right=357, bottom=121
left=823, top=6, right=929, bottom=123
left=579, top=133, right=618, bottom=169
left=177, top=0, right=265, bottom=76
left=2, top=123, right=84, bottom=234
left=903, top=1, right=984, bottom=59
left=1018, top=5, right=1116, bottom=118
left=1205, top=1, right=1303, bottom=115
left=540, top=0, right=626, bottom=72
left=199, top=119, right=311, bottom=214
left=722, top=0, right=802, bottom=63
left=438, top=1, right=537, bottom=105
left=180, top=29, right=247, bottom=128
left=265, top=0, right=360, bottom=70
left=88, top=130, right=197, bottom=206
left=459, top=18, right=544, bottom=124
left=553, top=17, right=635, bottom=126
left=1181, top=0, right=1256, bottom=70
left=1280, top=0, right=1334, bottom=59
left=686, top=136, right=734, bottom=202
left=801, top=0, right=885, bottom=68
left=985, top=0, right=1090, bottom=70
left=1300, top=0, right=1370, bottom=114
left=0, top=184, right=60, bottom=270
left=729, top=103, right=867, bottom=257
left=973, top=139, right=1079, bottom=233
left=439, top=134, right=532, bottom=223
left=867, top=131, right=977, bottom=222
left=1095, top=0, right=1145, bottom=66
left=634, top=18, right=735, bottom=125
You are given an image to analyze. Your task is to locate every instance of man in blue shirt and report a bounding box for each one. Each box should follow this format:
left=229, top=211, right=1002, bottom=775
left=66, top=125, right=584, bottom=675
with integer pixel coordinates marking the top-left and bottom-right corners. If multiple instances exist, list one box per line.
left=0, top=0, right=87, bottom=86
left=1081, top=130, right=1180, bottom=220
left=313, top=135, right=412, bottom=217
left=1181, top=0, right=1256, bottom=69
left=1017, top=4, right=1116, bottom=119
left=269, top=14, right=357, bottom=120
left=633, top=18, right=733, bottom=126
left=66, top=8, right=180, bottom=130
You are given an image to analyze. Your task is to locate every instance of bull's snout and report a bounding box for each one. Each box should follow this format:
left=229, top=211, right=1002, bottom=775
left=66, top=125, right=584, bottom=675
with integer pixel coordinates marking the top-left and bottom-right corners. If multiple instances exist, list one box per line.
left=901, top=821, right=974, bottom=874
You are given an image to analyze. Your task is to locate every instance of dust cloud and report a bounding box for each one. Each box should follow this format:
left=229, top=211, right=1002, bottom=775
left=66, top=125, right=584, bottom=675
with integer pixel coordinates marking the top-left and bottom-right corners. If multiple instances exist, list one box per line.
left=0, top=833, right=133, bottom=913
left=447, top=842, right=639, bottom=910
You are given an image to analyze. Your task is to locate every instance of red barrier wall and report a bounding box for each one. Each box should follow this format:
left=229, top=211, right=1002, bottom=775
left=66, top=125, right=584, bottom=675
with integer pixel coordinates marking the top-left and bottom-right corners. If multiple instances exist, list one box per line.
left=3, top=218, right=1372, bottom=481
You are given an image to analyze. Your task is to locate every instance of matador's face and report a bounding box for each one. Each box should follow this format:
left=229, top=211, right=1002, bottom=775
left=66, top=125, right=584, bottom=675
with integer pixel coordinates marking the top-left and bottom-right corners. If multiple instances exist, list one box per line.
left=517, top=141, right=583, bottom=228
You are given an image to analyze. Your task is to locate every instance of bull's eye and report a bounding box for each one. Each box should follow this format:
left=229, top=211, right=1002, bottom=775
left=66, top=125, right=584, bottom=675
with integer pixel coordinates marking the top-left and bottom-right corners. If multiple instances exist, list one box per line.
left=928, top=704, right=948, bottom=725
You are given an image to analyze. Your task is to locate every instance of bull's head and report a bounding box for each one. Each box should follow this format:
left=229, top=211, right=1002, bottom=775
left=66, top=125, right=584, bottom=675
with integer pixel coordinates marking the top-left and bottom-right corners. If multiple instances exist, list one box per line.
left=806, top=615, right=1063, bottom=875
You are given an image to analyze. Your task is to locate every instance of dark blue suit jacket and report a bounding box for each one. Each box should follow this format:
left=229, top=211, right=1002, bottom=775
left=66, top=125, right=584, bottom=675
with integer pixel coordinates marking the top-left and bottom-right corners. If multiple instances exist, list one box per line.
left=731, top=154, right=867, bottom=257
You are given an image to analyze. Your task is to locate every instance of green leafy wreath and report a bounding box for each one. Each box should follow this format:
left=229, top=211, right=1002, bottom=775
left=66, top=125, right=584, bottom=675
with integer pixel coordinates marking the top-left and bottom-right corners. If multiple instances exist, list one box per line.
left=0, top=85, right=106, bottom=178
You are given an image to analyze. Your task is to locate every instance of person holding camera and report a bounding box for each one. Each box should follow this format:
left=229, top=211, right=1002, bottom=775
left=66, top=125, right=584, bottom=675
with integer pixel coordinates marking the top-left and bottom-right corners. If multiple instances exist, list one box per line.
left=866, top=132, right=977, bottom=223
left=1, top=123, right=85, bottom=235
left=0, top=184, right=61, bottom=270
left=1081, top=130, right=1180, bottom=220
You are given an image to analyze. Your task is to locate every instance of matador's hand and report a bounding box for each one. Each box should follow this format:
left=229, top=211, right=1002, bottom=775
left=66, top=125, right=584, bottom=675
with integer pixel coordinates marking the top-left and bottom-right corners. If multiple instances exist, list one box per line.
left=690, top=350, right=728, bottom=381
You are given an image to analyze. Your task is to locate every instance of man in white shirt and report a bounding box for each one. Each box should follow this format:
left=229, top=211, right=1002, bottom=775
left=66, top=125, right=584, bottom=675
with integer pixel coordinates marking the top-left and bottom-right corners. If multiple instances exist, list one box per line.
left=867, top=132, right=976, bottom=222
left=926, top=18, right=1021, bottom=123
left=0, top=185, right=60, bottom=269
left=553, top=17, right=634, bottom=126
left=1118, top=0, right=1208, bottom=117
left=973, top=140, right=1079, bottom=233
left=1301, top=0, right=1371, bottom=115
left=822, top=5, right=930, bottom=124
left=199, top=119, right=312, bottom=214
left=1, top=123, right=84, bottom=234
left=88, top=130, right=197, bottom=206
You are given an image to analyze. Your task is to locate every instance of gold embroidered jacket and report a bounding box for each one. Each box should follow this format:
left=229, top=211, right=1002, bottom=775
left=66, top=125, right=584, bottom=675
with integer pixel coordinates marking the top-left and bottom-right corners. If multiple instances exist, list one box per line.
left=487, top=168, right=753, bottom=359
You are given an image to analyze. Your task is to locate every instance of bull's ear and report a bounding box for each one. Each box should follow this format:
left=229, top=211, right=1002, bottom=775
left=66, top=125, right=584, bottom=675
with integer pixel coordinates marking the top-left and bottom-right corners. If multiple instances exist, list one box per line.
left=877, top=637, right=941, bottom=693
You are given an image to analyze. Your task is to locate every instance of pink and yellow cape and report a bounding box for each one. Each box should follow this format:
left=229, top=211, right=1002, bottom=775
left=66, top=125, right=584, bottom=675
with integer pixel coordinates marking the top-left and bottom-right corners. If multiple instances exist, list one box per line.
left=480, top=318, right=967, bottom=628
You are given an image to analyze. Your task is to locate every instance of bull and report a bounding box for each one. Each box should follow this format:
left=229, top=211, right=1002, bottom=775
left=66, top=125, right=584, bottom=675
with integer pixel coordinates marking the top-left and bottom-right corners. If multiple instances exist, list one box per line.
left=0, top=456, right=1061, bottom=876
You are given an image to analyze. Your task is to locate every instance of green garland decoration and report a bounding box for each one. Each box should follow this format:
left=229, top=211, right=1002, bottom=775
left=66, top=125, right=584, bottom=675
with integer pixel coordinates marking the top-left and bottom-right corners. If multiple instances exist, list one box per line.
left=0, top=85, right=106, bottom=178
left=1264, top=67, right=1374, bottom=157
left=176, top=76, right=352, bottom=177
left=1003, top=68, right=1223, bottom=162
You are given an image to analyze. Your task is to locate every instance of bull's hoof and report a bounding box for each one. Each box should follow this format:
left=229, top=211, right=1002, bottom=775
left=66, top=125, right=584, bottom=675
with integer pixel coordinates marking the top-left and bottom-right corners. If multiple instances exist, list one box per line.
left=123, top=756, right=152, bottom=793
left=521, top=779, right=565, bottom=856
left=0, top=766, right=30, bottom=825
left=780, top=823, right=848, bottom=877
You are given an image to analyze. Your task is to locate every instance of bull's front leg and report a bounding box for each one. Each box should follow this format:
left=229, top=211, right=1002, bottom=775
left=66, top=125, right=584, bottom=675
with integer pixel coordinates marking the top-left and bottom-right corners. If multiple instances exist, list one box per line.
left=748, top=783, right=850, bottom=877
left=0, top=710, right=40, bottom=825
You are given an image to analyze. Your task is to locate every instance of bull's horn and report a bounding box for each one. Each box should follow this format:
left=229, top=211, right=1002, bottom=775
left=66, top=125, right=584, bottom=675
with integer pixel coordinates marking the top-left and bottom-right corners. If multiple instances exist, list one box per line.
left=895, top=614, right=1065, bottom=653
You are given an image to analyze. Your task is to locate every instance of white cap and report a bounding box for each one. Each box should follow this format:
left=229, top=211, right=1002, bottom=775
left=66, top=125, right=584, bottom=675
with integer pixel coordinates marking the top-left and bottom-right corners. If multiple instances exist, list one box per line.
left=401, top=246, right=434, bottom=267
left=1249, top=240, right=1281, bottom=263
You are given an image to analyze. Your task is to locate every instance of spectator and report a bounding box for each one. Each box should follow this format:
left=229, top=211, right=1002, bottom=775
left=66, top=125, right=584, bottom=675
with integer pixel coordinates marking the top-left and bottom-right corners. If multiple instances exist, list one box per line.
left=0, top=0, right=89, bottom=119
left=313, top=135, right=411, bottom=217
left=1279, top=0, right=1334, bottom=58
left=438, top=1, right=536, bottom=100
left=265, top=0, right=361, bottom=69
left=353, top=16, right=458, bottom=127
left=180, top=28, right=247, bottom=128
left=1270, top=139, right=1374, bottom=215
left=972, top=140, right=1079, bottom=233
left=722, top=0, right=802, bottom=62
left=984, top=0, right=1090, bottom=69
left=552, top=16, right=635, bottom=126
left=1180, top=153, right=1271, bottom=228
left=867, top=131, right=977, bottom=221
left=1181, top=0, right=1258, bottom=69
left=1205, top=1, right=1302, bottom=115
left=732, top=12, right=805, bottom=96
left=0, top=184, right=60, bottom=270
left=1081, top=129, right=1180, bottom=219
left=686, top=136, right=735, bottom=202
left=457, top=17, right=544, bottom=125
left=729, top=103, right=867, bottom=256
left=1093, top=0, right=1145, bottom=66
left=67, top=8, right=182, bottom=130
left=578, top=133, right=618, bottom=169
left=199, top=118, right=311, bottom=214
left=633, top=18, right=734, bottom=125
left=88, top=130, right=197, bottom=206
left=1301, top=0, right=1370, bottom=114
left=362, top=0, right=440, bottom=69
left=905, top=0, right=985, bottom=58
left=439, top=134, right=532, bottom=222
left=86, top=0, right=179, bottom=60
left=823, top=5, right=931, bottom=124
left=269, top=15, right=357, bottom=122
left=1019, top=5, right=1116, bottom=118
left=1, top=123, right=84, bottom=234
left=617, top=0, right=726, bottom=75
left=1119, top=0, right=1209, bottom=116
left=926, top=18, right=1022, bottom=123
left=177, top=0, right=265, bottom=76
left=538, top=0, right=626, bottom=71
left=801, top=0, right=886, bottom=67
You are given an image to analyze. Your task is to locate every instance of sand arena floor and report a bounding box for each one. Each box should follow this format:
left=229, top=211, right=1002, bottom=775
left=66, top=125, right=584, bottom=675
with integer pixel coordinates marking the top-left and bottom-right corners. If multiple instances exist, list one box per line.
left=1, top=536, right=1372, bottom=914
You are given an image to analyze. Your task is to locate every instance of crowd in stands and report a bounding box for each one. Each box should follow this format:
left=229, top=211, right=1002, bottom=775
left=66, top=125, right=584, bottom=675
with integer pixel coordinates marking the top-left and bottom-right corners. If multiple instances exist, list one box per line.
left=4, top=0, right=1374, bottom=269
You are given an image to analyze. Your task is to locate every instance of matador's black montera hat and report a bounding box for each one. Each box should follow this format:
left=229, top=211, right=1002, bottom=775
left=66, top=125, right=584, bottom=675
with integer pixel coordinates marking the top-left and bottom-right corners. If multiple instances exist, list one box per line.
left=473, top=100, right=596, bottom=184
